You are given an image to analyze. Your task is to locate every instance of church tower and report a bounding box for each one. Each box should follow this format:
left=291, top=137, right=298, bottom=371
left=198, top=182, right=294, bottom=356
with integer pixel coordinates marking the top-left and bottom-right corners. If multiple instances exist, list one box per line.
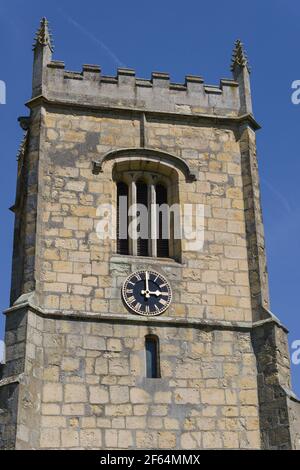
left=0, top=20, right=299, bottom=449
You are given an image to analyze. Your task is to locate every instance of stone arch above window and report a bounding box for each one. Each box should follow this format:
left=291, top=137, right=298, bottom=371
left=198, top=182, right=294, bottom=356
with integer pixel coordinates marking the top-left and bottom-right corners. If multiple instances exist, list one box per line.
left=92, top=147, right=197, bottom=182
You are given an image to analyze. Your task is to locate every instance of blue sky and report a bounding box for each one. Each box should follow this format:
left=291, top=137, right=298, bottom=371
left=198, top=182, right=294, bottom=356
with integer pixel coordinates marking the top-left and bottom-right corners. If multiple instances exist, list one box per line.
left=0, top=0, right=299, bottom=394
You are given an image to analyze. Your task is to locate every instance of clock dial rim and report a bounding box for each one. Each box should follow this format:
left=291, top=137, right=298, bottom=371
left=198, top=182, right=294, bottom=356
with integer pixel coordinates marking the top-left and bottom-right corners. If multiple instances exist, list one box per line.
left=122, top=269, right=172, bottom=316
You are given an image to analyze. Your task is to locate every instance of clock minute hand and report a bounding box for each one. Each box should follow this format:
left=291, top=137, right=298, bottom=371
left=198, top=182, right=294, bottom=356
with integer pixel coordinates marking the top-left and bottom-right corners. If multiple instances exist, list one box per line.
left=141, top=271, right=150, bottom=298
left=145, top=271, right=149, bottom=291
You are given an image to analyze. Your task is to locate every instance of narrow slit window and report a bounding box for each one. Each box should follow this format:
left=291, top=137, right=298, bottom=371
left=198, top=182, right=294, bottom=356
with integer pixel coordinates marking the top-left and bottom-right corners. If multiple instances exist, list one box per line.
left=145, top=335, right=160, bottom=378
left=117, top=182, right=129, bottom=255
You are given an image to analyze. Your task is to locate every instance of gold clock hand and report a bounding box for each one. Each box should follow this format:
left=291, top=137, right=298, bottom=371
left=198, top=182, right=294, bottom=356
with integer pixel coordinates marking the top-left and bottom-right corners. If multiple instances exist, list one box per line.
left=141, top=271, right=150, bottom=298
left=141, top=290, right=168, bottom=297
left=145, top=271, right=149, bottom=291
left=147, top=290, right=161, bottom=297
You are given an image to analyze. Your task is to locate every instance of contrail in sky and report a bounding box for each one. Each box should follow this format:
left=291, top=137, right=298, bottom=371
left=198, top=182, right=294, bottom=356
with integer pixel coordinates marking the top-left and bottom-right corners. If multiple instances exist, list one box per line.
left=261, top=176, right=292, bottom=214
left=57, top=8, right=126, bottom=68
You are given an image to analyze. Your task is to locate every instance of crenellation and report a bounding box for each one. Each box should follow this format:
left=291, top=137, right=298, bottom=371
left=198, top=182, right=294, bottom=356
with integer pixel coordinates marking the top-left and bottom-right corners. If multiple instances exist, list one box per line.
left=117, top=68, right=135, bottom=77
left=47, top=60, right=65, bottom=69
left=64, top=71, right=83, bottom=81
left=42, top=61, right=245, bottom=116
left=82, top=64, right=101, bottom=73
left=135, top=78, right=152, bottom=88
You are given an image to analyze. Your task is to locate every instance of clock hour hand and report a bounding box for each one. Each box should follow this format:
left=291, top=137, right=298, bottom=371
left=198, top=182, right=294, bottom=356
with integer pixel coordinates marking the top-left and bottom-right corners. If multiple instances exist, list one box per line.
left=149, top=290, right=169, bottom=296
left=141, top=289, right=168, bottom=297
left=141, top=289, right=159, bottom=297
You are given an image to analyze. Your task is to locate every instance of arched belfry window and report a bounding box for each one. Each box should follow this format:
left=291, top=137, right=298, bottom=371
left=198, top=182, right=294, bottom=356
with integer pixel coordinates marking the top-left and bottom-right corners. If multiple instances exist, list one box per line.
left=145, top=335, right=160, bottom=378
left=115, top=172, right=176, bottom=259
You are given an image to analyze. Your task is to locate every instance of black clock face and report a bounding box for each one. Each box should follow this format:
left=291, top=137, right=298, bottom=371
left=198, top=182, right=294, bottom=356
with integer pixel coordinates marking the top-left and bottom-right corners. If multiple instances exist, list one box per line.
left=122, top=270, right=172, bottom=316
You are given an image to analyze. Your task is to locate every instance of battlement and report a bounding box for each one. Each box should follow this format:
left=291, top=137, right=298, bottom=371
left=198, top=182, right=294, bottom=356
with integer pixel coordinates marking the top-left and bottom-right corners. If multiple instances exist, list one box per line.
left=31, top=19, right=252, bottom=118
left=41, top=61, right=243, bottom=117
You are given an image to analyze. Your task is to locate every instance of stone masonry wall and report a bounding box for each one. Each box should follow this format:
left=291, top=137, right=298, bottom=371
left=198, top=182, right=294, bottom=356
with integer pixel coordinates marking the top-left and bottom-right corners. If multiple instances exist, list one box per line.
left=288, top=397, right=300, bottom=449
left=3, top=91, right=298, bottom=450
left=10, top=108, right=42, bottom=305
left=0, top=382, right=19, bottom=450
left=0, top=308, right=28, bottom=449
left=7, top=104, right=266, bottom=449
left=252, top=322, right=300, bottom=449
left=239, top=125, right=270, bottom=321
left=36, top=107, right=253, bottom=325
left=15, top=310, right=260, bottom=449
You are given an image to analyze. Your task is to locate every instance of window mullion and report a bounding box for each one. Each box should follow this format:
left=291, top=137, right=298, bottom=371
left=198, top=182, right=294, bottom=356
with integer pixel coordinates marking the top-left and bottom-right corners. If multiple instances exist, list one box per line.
left=129, top=179, right=137, bottom=256
left=149, top=183, right=157, bottom=258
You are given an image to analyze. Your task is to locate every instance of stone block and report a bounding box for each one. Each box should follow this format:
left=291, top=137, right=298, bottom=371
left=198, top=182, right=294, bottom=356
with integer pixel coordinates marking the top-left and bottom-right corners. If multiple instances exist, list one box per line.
left=40, top=428, right=60, bottom=448
left=89, top=386, right=109, bottom=404
left=65, top=384, right=87, bottom=403
left=61, top=429, right=79, bottom=447
left=110, top=386, right=129, bottom=404
left=43, top=383, right=63, bottom=403
left=80, top=429, right=102, bottom=449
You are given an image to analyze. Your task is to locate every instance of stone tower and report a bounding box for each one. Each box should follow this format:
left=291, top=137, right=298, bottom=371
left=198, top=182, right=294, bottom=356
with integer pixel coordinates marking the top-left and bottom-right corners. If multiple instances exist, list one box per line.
left=0, top=19, right=299, bottom=449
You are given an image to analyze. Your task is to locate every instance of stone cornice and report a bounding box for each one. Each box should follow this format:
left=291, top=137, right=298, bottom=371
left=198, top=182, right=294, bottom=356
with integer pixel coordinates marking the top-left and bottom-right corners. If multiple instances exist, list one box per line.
left=281, top=385, right=300, bottom=403
left=4, top=297, right=288, bottom=333
left=25, top=95, right=261, bottom=131
left=252, top=307, right=289, bottom=333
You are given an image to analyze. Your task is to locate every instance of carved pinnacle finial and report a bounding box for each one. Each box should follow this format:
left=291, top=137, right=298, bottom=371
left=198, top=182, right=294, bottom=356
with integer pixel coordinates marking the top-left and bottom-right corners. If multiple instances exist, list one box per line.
left=33, top=17, right=54, bottom=52
left=231, top=39, right=250, bottom=73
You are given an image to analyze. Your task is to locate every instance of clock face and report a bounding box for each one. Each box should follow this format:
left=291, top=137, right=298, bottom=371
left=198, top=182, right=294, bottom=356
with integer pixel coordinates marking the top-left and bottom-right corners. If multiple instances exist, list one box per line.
left=122, top=270, right=172, bottom=316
